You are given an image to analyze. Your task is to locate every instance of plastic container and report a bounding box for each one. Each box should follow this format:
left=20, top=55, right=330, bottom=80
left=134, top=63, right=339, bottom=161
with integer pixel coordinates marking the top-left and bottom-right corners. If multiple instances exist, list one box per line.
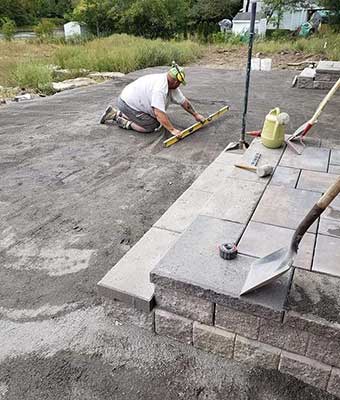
left=261, top=108, right=285, bottom=149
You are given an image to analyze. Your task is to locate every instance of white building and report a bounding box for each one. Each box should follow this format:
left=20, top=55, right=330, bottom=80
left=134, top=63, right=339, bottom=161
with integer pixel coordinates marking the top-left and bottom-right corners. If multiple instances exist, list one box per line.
left=63, top=21, right=87, bottom=39
left=241, top=0, right=320, bottom=31
left=232, top=12, right=267, bottom=36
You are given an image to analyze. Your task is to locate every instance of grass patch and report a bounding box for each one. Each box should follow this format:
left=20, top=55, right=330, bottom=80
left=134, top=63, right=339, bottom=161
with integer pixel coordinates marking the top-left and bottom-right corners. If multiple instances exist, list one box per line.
left=0, top=34, right=202, bottom=93
left=54, top=34, right=202, bottom=73
left=213, top=32, right=340, bottom=61
left=11, top=62, right=53, bottom=92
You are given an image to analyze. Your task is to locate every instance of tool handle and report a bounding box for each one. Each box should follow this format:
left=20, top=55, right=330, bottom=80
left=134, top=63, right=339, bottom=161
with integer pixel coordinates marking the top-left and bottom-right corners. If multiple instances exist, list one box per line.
left=234, top=163, right=256, bottom=172
left=310, top=78, right=340, bottom=124
left=291, top=176, right=340, bottom=252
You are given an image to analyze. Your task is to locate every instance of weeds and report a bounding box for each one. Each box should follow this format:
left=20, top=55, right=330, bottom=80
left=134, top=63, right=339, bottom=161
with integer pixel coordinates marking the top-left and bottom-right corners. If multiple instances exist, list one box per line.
left=11, top=62, right=53, bottom=92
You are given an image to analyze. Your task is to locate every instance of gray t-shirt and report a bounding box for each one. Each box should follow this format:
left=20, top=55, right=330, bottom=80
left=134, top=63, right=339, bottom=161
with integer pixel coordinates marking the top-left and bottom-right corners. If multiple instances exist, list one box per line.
left=120, top=73, right=185, bottom=116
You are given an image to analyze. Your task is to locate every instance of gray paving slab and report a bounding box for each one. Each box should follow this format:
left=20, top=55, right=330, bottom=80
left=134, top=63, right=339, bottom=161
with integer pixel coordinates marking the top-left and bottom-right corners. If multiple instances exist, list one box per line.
left=151, top=215, right=291, bottom=321
left=153, top=188, right=212, bottom=233
left=280, top=147, right=330, bottom=172
left=238, top=221, right=315, bottom=270
left=297, top=170, right=338, bottom=193
left=229, top=138, right=284, bottom=183
left=200, top=178, right=266, bottom=224
left=329, top=165, right=340, bottom=175
left=286, top=268, right=340, bottom=335
left=316, top=61, right=340, bottom=74
left=189, top=162, right=235, bottom=193
left=330, top=149, right=340, bottom=166
left=97, top=227, right=180, bottom=311
left=319, top=196, right=340, bottom=238
left=252, top=185, right=320, bottom=233
left=269, top=166, right=300, bottom=188
left=212, top=151, right=243, bottom=166
left=313, top=234, right=340, bottom=277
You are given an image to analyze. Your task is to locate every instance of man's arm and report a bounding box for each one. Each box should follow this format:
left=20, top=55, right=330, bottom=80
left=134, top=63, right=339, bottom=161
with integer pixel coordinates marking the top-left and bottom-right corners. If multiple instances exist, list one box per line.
left=181, top=99, right=205, bottom=122
left=153, top=108, right=182, bottom=137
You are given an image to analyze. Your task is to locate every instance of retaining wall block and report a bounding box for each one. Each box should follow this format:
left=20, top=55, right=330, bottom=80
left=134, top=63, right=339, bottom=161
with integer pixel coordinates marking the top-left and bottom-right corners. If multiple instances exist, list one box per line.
left=306, top=333, right=340, bottom=369
left=327, top=368, right=340, bottom=398
left=215, top=304, right=260, bottom=340
left=155, top=309, right=193, bottom=345
left=258, top=319, right=309, bottom=355
left=193, top=322, right=235, bottom=358
left=234, top=335, right=281, bottom=369
left=154, top=286, right=214, bottom=325
left=279, top=351, right=331, bottom=390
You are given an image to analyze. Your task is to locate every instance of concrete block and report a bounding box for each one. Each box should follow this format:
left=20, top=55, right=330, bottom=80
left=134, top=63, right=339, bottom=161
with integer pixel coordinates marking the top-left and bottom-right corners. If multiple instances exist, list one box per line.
left=200, top=178, right=265, bottom=224
left=189, top=162, right=234, bottom=194
left=280, top=146, right=330, bottom=172
left=252, top=185, right=320, bottom=233
left=238, top=221, right=315, bottom=270
left=313, top=234, right=340, bottom=277
left=327, top=368, right=340, bottom=398
left=330, top=149, right=340, bottom=166
left=316, top=61, right=340, bottom=74
left=300, top=67, right=316, bottom=79
left=193, top=322, right=235, bottom=358
left=269, top=166, right=300, bottom=188
left=279, top=351, right=331, bottom=390
left=151, top=216, right=291, bottom=322
left=314, top=81, right=335, bottom=90
left=154, top=286, right=214, bottom=325
left=153, top=188, right=212, bottom=233
left=103, top=299, right=155, bottom=332
left=307, top=334, right=340, bottom=369
left=97, top=227, right=179, bottom=312
left=297, top=79, right=314, bottom=89
left=297, top=170, right=338, bottom=193
left=155, top=309, right=193, bottom=345
left=234, top=335, right=280, bottom=369
left=215, top=304, right=260, bottom=340
left=258, top=319, right=309, bottom=355
left=286, top=269, right=340, bottom=340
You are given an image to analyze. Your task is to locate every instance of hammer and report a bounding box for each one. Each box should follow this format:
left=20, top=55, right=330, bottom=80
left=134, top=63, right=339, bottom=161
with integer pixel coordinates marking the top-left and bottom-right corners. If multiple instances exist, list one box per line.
left=234, top=163, right=273, bottom=178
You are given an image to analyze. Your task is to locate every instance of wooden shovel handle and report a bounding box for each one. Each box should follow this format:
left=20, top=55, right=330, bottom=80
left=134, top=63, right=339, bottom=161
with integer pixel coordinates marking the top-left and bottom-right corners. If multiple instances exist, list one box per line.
left=310, top=78, right=340, bottom=124
left=234, top=163, right=256, bottom=172
left=291, top=176, right=340, bottom=252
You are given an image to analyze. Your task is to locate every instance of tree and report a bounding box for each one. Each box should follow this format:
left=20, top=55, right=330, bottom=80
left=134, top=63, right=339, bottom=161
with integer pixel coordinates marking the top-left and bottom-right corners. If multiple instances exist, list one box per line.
left=318, top=0, right=340, bottom=29
left=34, top=19, right=56, bottom=38
left=1, top=17, right=16, bottom=40
left=262, top=0, right=311, bottom=28
left=73, top=0, right=116, bottom=35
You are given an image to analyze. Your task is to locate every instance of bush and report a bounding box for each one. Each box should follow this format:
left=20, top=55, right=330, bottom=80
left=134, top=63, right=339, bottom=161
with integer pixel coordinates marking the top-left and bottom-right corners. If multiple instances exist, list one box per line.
left=34, top=20, right=56, bottom=39
left=11, top=62, right=53, bottom=92
left=1, top=18, right=16, bottom=41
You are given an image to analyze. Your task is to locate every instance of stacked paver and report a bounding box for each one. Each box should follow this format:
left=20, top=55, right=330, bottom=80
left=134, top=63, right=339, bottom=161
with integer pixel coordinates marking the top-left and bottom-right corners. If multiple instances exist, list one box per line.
left=98, top=139, right=340, bottom=397
left=297, top=61, right=340, bottom=90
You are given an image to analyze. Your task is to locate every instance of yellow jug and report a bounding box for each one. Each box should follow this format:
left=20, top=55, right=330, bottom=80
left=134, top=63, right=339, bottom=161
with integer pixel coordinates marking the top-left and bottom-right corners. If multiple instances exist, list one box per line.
left=261, top=108, right=287, bottom=149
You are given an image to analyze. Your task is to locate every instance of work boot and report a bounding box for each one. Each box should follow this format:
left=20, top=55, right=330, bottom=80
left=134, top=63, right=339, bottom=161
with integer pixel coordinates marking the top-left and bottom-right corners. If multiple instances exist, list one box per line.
left=116, top=116, right=132, bottom=130
left=99, top=106, right=118, bottom=124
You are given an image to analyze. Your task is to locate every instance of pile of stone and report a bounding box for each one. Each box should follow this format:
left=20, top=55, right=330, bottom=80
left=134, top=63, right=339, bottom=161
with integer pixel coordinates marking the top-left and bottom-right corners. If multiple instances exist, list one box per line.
left=297, top=61, right=340, bottom=89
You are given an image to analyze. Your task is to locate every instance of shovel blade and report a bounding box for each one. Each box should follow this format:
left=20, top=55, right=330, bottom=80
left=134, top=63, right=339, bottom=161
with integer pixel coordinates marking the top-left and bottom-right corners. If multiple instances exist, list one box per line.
left=240, top=247, right=294, bottom=296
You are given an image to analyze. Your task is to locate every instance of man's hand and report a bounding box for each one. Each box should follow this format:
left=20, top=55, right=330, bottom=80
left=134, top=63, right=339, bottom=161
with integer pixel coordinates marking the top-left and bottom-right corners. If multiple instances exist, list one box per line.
left=194, top=113, right=205, bottom=123
left=171, top=128, right=183, bottom=138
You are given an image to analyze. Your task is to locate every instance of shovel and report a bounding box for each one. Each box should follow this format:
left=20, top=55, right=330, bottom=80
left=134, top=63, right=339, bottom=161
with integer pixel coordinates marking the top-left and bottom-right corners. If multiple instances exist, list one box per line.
left=240, top=176, right=340, bottom=296
left=286, top=78, right=340, bottom=154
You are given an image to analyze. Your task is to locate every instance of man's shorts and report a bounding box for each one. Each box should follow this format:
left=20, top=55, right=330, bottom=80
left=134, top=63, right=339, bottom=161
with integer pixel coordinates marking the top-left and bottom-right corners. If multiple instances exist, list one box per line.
left=117, top=97, right=160, bottom=133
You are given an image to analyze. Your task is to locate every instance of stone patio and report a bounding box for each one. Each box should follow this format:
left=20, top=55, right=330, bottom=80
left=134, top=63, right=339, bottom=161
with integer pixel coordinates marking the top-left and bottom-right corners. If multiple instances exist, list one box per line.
left=98, top=138, right=340, bottom=397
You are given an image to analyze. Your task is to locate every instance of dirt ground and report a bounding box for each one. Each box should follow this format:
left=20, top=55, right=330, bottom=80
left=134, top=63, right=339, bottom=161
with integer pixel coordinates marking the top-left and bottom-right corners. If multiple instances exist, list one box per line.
left=1, top=66, right=340, bottom=400
left=195, top=45, right=323, bottom=71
